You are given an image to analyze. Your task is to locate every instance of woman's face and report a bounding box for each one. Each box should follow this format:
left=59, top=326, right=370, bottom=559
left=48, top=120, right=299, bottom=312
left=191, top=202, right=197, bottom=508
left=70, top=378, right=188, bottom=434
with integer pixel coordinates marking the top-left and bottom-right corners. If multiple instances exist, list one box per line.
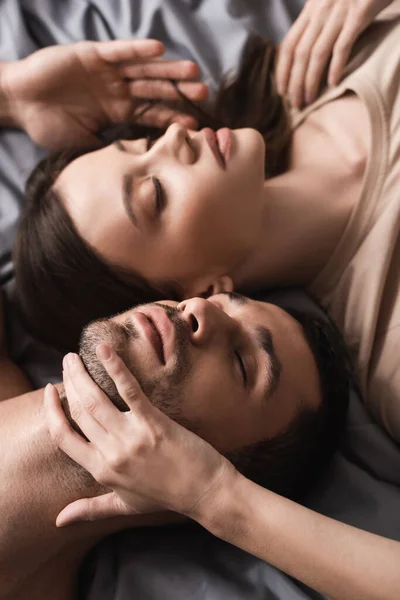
left=56, top=124, right=265, bottom=296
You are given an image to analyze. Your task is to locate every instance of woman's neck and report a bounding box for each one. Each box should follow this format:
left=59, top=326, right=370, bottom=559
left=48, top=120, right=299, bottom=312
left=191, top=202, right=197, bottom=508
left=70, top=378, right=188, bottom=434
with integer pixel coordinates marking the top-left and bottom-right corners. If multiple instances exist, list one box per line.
left=233, top=97, right=368, bottom=292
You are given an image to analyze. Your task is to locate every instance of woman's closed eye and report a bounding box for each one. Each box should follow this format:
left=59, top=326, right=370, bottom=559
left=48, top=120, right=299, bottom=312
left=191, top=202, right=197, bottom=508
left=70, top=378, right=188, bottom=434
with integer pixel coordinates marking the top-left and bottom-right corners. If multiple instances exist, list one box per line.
left=146, top=136, right=166, bottom=217
left=152, top=176, right=166, bottom=215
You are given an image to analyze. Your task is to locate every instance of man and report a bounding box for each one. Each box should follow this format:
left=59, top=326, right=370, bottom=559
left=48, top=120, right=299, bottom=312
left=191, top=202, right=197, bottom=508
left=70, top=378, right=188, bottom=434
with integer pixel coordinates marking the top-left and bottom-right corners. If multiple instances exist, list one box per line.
left=0, top=291, right=350, bottom=600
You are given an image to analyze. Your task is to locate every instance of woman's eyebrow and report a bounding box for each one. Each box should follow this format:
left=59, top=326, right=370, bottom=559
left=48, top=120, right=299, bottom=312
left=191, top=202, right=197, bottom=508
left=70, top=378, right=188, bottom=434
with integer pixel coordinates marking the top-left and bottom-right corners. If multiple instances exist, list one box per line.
left=122, top=172, right=140, bottom=230
left=113, top=141, right=141, bottom=231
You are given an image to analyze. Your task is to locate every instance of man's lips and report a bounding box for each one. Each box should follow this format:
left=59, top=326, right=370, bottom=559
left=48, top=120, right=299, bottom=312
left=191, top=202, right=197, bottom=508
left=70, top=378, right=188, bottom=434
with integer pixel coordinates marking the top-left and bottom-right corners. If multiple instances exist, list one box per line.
left=133, top=312, right=165, bottom=364
left=134, top=306, right=179, bottom=365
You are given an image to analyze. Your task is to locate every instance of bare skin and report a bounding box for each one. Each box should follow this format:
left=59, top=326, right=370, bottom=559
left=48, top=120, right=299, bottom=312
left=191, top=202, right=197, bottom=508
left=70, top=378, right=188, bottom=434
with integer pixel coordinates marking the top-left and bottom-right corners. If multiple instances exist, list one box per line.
left=233, top=92, right=369, bottom=292
left=0, top=44, right=208, bottom=598
left=46, top=346, right=400, bottom=600
left=0, top=386, right=182, bottom=600
left=0, top=298, right=181, bottom=600
left=58, top=90, right=370, bottom=300
left=0, top=291, right=320, bottom=599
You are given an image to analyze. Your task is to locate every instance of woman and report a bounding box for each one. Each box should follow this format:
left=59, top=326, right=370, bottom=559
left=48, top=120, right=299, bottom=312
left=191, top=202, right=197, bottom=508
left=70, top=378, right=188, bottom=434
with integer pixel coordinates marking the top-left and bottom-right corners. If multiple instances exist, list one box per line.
left=13, top=0, right=400, bottom=446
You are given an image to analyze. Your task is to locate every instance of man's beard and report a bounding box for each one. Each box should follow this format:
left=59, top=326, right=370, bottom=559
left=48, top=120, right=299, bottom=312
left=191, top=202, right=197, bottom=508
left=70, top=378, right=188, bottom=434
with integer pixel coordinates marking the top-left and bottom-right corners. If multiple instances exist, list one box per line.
left=78, top=304, right=193, bottom=427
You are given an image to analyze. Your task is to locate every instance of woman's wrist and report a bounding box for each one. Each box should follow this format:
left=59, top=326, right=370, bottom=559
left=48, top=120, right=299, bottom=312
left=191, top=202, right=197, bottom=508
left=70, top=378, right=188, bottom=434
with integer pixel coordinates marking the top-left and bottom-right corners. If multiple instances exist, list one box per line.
left=0, top=61, right=21, bottom=128
left=191, top=463, right=250, bottom=539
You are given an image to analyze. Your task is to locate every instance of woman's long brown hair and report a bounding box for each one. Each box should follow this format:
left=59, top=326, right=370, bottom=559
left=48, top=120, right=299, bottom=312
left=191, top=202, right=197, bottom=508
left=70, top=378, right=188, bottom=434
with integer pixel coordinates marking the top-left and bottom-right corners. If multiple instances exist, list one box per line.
left=14, top=37, right=292, bottom=352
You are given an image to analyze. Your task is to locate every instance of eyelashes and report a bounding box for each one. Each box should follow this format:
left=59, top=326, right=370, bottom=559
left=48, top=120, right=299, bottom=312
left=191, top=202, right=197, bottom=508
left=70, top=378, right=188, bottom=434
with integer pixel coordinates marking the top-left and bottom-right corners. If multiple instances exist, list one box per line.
left=152, top=176, right=165, bottom=214
left=235, top=351, right=248, bottom=387
left=146, top=136, right=166, bottom=215
left=146, top=135, right=154, bottom=151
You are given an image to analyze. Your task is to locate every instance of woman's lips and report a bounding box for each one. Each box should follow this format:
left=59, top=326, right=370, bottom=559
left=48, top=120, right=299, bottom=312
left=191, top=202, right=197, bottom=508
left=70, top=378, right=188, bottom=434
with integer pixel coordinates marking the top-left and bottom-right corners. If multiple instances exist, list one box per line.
left=216, top=128, right=232, bottom=165
left=203, top=128, right=226, bottom=169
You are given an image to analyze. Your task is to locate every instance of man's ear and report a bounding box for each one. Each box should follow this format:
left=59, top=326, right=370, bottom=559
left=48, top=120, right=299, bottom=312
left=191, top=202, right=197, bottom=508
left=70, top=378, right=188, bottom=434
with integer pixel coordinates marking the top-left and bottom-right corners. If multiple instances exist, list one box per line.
left=183, top=275, right=234, bottom=299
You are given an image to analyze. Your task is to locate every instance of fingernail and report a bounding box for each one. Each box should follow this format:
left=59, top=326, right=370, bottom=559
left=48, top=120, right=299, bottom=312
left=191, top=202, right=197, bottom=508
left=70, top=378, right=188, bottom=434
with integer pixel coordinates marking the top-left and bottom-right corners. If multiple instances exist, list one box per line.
left=96, top=344, right=111, bottom=361
left=44, top=383, right=53, bottom=397
left=66, top=353, right=77, bottom=366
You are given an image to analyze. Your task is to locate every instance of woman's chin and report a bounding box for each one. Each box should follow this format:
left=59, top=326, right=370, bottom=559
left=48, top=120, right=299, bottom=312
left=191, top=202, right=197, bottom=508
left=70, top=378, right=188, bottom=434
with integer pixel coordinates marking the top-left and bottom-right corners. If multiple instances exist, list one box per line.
left=231, top=128, right=265, bottom=171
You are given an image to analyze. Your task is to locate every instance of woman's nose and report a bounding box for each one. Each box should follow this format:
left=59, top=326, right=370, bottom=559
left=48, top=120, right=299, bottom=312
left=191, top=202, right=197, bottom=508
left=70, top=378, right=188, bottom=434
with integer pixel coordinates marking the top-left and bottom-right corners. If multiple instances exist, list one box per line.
left=178, top=297, right=237, bottom=347
left=162, top=122, right=196, bottom=163
left=164, top=122, right=187, bottom=143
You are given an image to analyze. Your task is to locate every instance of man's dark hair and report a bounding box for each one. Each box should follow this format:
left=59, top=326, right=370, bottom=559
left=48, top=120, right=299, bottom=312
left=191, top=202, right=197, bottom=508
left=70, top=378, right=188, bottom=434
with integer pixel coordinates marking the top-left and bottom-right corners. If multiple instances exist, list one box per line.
left=225, top=295, right=354, bottom=502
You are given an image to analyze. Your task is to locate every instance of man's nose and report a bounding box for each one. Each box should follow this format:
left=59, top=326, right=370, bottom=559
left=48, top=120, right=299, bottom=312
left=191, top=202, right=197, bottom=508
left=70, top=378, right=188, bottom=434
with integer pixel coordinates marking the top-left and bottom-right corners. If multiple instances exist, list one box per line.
left=178, top=297, right=238, bottom=346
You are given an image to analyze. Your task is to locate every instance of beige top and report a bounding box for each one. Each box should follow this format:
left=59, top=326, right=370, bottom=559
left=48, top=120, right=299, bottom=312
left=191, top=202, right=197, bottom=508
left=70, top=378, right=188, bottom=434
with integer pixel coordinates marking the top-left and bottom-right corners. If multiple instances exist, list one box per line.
left=292, top=11, right=400, bottom=442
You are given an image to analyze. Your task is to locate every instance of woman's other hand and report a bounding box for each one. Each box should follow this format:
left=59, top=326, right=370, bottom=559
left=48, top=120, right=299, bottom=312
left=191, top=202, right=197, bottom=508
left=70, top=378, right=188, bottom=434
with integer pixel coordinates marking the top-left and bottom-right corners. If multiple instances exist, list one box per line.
left=1, top=39, right=208, bottom=150
left=44, top=345, right=235, bottom=527
left=276, top=0, right=394, bottom=107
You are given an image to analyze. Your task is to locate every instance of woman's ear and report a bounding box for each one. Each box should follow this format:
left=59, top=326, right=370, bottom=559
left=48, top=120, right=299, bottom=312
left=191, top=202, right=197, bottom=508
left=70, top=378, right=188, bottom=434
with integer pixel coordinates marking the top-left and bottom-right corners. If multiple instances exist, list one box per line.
left=183, top=275, right=234, bottom=299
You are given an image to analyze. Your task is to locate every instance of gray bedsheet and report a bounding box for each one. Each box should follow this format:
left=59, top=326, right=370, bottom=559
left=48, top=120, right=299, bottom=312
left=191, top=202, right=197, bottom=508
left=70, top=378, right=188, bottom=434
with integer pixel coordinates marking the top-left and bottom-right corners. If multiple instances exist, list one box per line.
left=1, top=2, right=399, bottom=599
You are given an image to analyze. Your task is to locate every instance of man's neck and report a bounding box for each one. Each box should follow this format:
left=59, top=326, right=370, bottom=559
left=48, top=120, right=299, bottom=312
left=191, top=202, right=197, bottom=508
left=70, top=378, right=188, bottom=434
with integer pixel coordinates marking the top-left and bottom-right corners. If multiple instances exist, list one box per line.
left=0, top=389, right=174, bottom=600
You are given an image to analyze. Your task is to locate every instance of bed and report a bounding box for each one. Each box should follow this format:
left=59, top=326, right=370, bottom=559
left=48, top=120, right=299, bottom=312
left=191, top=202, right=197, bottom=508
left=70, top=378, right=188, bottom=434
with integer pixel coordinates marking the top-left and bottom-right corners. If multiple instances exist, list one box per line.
left=1, top=2, right=400, bottom=599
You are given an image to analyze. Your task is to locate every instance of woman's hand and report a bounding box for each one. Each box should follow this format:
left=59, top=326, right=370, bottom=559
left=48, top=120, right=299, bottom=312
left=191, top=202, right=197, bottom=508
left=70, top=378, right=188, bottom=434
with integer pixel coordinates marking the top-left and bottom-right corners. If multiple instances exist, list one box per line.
left=276, top=0, right=394, bottom=107
left=1, top=39, right=208, bottom=150
left=44, top=345, right=235, bottom=527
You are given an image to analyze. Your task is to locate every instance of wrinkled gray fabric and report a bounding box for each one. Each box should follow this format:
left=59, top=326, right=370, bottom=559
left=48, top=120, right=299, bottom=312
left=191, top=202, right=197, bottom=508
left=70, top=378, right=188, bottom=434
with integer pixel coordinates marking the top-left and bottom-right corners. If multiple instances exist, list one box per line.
left=1, top=2, right=399, bottom=600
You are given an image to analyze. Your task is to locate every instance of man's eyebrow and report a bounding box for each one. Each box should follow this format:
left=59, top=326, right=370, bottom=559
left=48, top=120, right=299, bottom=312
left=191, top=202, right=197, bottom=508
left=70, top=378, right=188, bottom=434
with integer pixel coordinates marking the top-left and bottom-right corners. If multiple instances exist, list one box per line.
left=114, top=140, right=140, bottom=231
left=218, top=293, right=282, bottom=396
left=255, top=325, right=282, bottom=400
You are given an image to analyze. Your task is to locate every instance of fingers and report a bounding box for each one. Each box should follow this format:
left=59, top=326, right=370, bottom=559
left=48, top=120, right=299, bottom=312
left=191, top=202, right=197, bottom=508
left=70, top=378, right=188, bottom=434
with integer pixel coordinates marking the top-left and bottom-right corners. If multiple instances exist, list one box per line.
left=327, top=0, right=394, bottom=86
left=276, top=0, right=379, bottom=107
left=276, top=6, right=310, bottom=96
left=94, top=38, right=165, bottom=63
left=96, top=346, right=152, bottom=415
left=44, top=383, right=97, bottom=473
left=327, top=15, right=366, bottom=86
left=303, top=7, right=343, bottom=104
left=63, top=352, right=122, bottom=434
left=119, top=58, right=200, bottom=81
left=129, top=79, right=209, bottom=102
left=287, top=13, right=324, bottom=108
left=56, top=492, right=130, bottom=527
left=133, top=103, right=199, bottom=129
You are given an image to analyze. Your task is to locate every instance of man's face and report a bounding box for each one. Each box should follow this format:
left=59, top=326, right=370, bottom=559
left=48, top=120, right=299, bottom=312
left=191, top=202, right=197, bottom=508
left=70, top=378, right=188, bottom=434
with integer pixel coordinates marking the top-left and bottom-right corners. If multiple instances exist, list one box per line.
left=79, top=293, right=322, bottom=453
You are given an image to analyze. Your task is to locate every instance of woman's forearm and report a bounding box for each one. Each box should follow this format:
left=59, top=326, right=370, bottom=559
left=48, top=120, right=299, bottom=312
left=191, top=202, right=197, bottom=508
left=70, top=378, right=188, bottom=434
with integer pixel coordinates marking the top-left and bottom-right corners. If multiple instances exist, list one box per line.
left=199, top=473, right=400, bottom=600
left=0, top=61, right=19, bottom=128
